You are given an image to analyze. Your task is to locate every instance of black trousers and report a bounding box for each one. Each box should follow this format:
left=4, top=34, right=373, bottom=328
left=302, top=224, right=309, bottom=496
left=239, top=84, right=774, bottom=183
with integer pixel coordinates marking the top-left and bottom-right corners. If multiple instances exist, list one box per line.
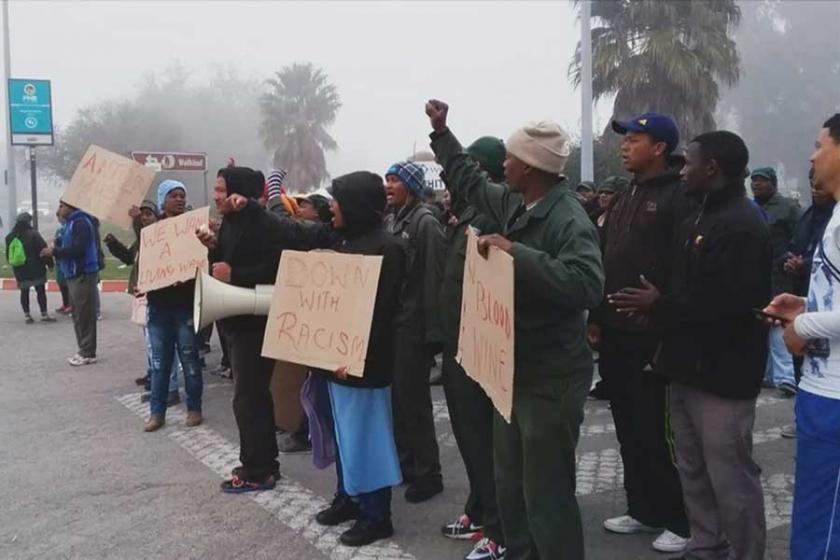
left=392, top=331, right=441, bottom=482
left=599, top=327, right=689, bottom=536
left=227, top=318, right=278, bottom=480
left=20, top=284, right=47, bottom=315
left=442, top=344, right=501, bottom=542
left=216, top=321, right=231, bottom=370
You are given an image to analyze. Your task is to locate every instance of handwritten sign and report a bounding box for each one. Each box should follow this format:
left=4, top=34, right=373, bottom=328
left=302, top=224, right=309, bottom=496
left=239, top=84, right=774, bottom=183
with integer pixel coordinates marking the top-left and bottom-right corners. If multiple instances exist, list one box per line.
left=136, top=207, right=209, bottom=293
left=130, top=295, right=148, bottom=326
left=457, top=228, right=515, bottom=422
left=261, top=250, right=383, bottom=377
left=62, top=145, right=157, bottom=229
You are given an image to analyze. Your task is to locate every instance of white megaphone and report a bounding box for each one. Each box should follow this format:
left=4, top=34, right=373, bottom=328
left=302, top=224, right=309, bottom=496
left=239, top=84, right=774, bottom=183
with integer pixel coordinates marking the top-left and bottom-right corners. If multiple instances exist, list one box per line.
left=193, top=269, right=274, bottom=333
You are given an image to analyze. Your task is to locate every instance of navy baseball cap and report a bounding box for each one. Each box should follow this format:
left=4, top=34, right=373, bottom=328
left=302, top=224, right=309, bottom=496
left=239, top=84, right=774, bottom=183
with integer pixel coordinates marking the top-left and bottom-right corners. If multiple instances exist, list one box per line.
left=612, top=112, right=679, bottom=154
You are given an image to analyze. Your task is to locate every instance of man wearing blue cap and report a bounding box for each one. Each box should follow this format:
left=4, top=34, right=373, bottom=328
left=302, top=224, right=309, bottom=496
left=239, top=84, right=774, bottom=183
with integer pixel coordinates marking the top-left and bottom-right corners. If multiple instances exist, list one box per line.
left=590, top=112, right=692, bottom=553
left=384, top=161, right=446, bottom=503
left=142, top=180, right=204, bottom=433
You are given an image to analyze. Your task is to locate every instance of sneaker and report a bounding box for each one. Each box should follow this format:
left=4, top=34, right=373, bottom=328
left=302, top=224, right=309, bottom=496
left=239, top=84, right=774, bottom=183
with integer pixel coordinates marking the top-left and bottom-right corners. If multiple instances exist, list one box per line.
left=779, top=381, right=798, bottom=397
left=339, top=518, right=394, bottom=547
left=603, top=515, right=661, bottom=534
left=55, top=305, right=71, bottom=315
left=140, top=392, right=151, bottom=403
left=465, top=537, right=506, bottom=560
left=96, top=313, right=103, bottom=321
left=24, top=314, right=34, bottom=324
left=441, top=514, right=483, bottom=540
left=220, top=474, right=275, bottom=494
left=185, top=411, right=203, bottom=427
left=588, top=380, right=609, bottom=401
left=144, top=415, right=165, bottom=432
left=40, top=314, right=56, bottom=323
left=278, top=434, right=312, bottom=454
left=230, top=465, right=281, bottom=481
left=316, top=493, right=361, bottom=526
left=781, top=425, right=797, bottom=439
left=405, top=476, right=444, bottom=503
left=134, top=376, right=148, bottom=387
left=652, top=530, right=688, bottom=553
left=68, top=354, right=97, bottom=366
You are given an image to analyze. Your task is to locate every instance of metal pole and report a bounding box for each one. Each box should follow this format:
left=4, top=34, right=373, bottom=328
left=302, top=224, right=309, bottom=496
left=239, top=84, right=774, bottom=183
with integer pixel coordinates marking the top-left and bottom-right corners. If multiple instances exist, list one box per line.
left=580, top=0, right=594, bottom=182
left=202, top=169, right=208, bottom=207
left=28, top=145, right=37, bottom=230
left=2, top=0, right=17, bottom=227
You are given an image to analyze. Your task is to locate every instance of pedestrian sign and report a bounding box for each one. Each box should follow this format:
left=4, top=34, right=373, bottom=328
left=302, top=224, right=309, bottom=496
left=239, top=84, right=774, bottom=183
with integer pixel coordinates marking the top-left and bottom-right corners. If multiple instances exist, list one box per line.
left=8, top=78, right=54, bottom=146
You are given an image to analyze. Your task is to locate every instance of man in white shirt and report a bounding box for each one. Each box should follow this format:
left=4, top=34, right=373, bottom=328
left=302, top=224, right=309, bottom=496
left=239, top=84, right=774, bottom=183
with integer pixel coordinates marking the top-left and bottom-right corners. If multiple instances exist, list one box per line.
left=764, top=113, right=840, bottom=559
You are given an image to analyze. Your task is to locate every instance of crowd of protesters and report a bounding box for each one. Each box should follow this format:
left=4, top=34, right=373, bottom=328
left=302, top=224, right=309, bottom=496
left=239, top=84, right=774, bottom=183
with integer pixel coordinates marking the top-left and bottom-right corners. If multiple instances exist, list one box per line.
left=10, top=104, right=840, bottom=560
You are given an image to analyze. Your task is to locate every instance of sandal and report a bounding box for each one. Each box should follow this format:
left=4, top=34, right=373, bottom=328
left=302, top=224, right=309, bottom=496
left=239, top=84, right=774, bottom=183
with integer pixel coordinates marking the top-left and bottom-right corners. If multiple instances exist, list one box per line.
left=220, top=474, right=276, bottom=494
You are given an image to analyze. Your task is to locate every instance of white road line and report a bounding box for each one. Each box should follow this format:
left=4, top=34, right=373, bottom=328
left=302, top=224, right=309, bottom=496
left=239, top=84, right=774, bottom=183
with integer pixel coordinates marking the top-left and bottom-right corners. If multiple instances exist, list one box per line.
left=116, top=392, right=415, bottom=560
left=764, top=473, right=794, bottom=530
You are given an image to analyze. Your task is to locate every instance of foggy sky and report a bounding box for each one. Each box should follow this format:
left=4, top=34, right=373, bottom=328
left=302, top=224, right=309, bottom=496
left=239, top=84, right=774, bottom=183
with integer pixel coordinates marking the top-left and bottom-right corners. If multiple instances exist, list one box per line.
left=1, top=0, right=613, bottom=178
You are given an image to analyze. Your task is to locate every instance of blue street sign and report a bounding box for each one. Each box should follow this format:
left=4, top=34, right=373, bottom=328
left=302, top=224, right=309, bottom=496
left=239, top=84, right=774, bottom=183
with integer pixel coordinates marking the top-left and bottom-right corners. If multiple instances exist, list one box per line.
left=8, top=78, right=54, bottom=145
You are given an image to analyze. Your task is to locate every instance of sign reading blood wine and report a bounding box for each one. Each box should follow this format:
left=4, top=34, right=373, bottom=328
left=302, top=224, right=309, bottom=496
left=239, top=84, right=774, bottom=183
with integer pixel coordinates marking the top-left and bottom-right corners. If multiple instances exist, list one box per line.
left=261, top=250, right=383, bottom=377
left=62, top=145, right=157, bottom=229
left=136, top=207, right=210, bottom=293
left=457, top=228, right=515, bottom=422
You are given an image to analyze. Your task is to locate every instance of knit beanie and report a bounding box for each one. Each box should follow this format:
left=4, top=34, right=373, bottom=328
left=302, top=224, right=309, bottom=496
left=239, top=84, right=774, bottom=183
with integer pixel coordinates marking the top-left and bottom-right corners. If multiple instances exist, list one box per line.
left=467, top=136, right=506, bottom=182
left=385, top=162, right=426, bottom=196
left=156, top=180, right=186, bottom=212
left=506, top=121, right=571, bottom=175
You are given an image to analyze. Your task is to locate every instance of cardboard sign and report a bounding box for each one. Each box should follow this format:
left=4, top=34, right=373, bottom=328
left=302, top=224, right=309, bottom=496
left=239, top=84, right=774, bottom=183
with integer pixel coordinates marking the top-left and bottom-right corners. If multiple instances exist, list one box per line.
left=136, top=207, right=209, bottom=293
left=131, top=295, right=148, bottom=326
left=62, top=145, right=157, bottom=229
left=457, top=228, right=515, bottom=422
left=261, top=250, right=383, bottom=377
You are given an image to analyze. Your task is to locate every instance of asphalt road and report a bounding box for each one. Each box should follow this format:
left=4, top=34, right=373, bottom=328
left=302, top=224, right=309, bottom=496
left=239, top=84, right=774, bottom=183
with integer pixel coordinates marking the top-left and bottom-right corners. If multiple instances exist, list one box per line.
left=0, top=292, right=793, bottom=559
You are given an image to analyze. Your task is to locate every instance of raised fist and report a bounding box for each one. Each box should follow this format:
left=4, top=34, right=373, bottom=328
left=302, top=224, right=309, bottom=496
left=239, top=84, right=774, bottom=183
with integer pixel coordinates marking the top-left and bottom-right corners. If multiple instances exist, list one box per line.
left=425, top=99, right=449, bottom=133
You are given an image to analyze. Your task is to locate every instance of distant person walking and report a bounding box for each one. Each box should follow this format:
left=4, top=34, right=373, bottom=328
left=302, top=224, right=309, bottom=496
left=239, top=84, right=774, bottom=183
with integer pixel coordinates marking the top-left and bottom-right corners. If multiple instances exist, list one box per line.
left=42, top=201, right=100, bottom=366
left=5, top=212, right=56, bottom=324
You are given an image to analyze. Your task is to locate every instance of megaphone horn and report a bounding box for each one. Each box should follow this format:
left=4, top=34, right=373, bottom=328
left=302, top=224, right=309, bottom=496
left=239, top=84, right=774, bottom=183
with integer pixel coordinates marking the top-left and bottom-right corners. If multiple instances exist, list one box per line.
left=193, top=269, right=274, bottom=333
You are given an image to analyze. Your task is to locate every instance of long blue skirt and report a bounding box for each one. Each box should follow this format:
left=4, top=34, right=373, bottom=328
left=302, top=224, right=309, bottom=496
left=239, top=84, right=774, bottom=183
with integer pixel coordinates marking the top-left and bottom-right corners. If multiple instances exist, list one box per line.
left=327, top=381, right=402, bottom=496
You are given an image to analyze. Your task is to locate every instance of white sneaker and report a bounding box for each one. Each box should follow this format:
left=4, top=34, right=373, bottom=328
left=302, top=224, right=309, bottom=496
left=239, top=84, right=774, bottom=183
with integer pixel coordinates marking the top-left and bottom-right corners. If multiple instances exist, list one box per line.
left=652, top=530, right=688, bottom=553
left=603, top=515, right=661, bottom=534
left=465, top=537, right=506, bottom=560
left=68, top=354, right=97, bottom=367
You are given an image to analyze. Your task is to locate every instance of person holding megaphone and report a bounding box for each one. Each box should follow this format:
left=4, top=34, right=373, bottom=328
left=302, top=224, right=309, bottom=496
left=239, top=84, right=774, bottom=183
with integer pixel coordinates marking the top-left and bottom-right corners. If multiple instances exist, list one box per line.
left=197, top=166, right=287, bottom=494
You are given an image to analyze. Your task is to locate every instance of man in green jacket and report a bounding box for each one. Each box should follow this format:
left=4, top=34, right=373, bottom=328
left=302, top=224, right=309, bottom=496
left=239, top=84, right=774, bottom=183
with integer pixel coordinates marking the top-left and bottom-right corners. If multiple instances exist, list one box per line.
left=439, top=137, right=506, bottom=560
left=427, top=100, right=604, bottom=560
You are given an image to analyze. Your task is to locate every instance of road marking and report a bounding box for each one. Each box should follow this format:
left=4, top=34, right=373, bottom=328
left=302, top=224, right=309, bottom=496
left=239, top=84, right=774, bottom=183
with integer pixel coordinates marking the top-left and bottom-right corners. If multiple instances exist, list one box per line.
left=116, top=391, right=415, bottom=560
left=764, top=473, right=794, bottom=530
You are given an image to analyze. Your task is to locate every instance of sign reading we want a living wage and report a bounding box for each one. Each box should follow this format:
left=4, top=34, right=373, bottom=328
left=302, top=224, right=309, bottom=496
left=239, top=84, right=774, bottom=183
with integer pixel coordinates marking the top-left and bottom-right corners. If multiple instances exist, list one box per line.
left=136, top=207, right=210, bottom=293
left=457, top=228, right=515, bottom=422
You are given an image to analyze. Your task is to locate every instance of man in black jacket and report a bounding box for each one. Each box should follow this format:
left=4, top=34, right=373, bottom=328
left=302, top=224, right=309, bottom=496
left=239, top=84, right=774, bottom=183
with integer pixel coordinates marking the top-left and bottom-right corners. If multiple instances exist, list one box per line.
left=199, top=167, right=286, bottom=493
left=592, top=112, right=690, bottom=552
left=611, top=130, right=770, bottom=560
left=383, top=161, right=446, bottom=503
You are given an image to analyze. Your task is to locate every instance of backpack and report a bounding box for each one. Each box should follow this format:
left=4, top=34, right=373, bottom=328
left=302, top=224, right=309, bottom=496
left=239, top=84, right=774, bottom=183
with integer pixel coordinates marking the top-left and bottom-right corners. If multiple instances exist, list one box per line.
left=7, top=237, right=26, bottom=267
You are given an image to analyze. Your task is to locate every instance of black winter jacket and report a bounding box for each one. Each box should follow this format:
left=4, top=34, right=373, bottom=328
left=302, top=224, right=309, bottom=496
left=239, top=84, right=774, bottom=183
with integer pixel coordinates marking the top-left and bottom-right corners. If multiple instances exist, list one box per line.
left=651, top=182, right=772, bottom=399
left=5, top=225, right=50, bottom=283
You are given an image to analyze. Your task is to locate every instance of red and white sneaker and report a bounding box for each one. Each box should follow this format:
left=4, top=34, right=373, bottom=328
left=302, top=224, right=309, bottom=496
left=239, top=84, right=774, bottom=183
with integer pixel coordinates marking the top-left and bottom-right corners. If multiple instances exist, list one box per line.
left=441, top=514, right=483, bottom=540
left=465, top=537, right=505, bottom=560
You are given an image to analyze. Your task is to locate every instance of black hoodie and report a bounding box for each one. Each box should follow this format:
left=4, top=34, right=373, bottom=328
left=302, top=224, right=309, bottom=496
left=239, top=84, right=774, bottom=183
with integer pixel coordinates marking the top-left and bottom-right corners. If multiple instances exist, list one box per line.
left=270, top=171, right=407, bottom=388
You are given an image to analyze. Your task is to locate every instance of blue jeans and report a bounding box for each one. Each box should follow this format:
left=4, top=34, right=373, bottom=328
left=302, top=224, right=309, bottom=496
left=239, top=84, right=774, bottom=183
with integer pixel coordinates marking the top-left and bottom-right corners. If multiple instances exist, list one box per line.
left=144, top=327, right=181, bottom=393
left=765, top=326, right=796, bottom=387
left=792, top=390, right=840, bottom=559
left=147, top=305, right=202, bottom=416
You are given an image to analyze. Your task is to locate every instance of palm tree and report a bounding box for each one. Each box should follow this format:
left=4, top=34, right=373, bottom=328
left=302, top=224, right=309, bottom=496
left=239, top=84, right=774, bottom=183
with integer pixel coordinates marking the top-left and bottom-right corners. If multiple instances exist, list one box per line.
left=260, top=63, right=341, bottom=191
left=571, top=0, right=741, bottom=143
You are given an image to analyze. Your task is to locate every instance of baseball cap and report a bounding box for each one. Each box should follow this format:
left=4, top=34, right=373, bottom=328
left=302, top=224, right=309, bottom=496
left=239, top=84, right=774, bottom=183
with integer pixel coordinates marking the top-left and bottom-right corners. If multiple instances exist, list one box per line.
left=612, top=112, right=679, bottom=154
left=750, top=167, right=777, bottom=182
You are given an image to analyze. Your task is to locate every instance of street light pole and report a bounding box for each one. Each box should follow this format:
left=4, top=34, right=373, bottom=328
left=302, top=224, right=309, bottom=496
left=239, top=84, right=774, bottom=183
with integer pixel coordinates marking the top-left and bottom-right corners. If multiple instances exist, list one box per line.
left=580, top=0, right=594, bottom=182
left=2, top=0, right=16, bottom=227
